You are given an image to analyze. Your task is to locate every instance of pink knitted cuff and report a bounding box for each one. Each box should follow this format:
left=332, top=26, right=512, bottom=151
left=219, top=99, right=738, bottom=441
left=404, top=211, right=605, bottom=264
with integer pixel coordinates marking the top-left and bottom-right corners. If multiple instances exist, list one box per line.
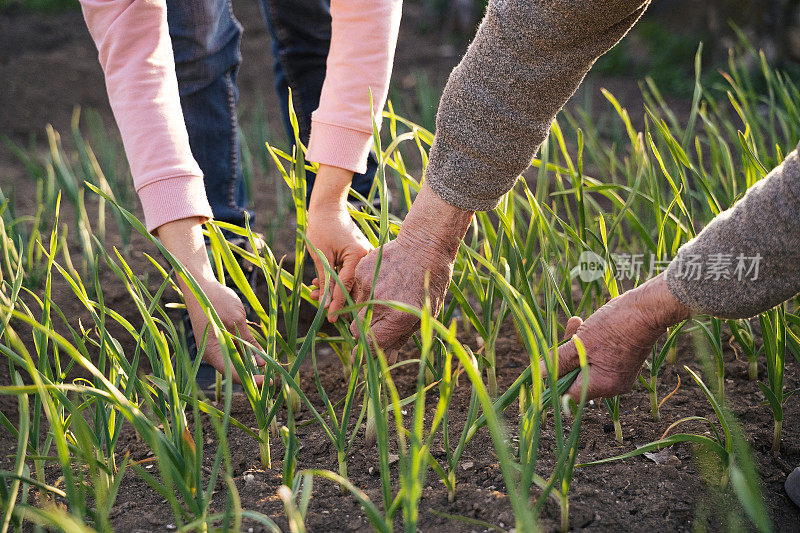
left=307, top=121, right=374, bottom=174
left=137, top=174, right=213, bottom=233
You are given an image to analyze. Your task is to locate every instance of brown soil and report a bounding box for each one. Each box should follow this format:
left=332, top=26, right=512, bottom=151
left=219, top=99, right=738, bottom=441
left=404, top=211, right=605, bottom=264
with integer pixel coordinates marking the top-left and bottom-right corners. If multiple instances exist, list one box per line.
left=33, top=323, right=800, bottom=533
left=1, top=2, right=799, bottom=532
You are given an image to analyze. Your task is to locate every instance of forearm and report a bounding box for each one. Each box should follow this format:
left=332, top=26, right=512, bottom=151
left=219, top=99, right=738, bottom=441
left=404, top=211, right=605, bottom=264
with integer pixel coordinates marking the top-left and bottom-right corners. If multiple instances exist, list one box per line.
left=426, top=0, right=650, bottom=211
left=665, top=144, right=800, bottom=318
left=79, top=0, right=212, bottom=232
left=306, top=0, right=402, bottom=174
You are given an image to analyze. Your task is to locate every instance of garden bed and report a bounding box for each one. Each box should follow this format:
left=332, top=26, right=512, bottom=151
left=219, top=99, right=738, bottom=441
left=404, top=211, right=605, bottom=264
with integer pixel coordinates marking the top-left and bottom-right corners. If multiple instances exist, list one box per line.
left=2, top=2, right=800, bottom=532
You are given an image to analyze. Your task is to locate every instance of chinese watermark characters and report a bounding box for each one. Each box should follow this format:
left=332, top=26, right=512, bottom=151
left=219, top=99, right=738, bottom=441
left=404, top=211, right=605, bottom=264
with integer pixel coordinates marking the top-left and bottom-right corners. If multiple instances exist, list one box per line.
left=576, top=252, right=762, bottom=283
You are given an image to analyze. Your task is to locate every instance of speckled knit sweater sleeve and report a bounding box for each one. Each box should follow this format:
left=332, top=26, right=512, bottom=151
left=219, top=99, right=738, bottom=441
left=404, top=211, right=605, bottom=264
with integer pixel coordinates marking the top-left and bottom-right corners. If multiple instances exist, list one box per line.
left=664, top=145, right=800, bottom=318
left=425, top=0, right=651, bottom=211
left=426, top=0, right=800, bottom=317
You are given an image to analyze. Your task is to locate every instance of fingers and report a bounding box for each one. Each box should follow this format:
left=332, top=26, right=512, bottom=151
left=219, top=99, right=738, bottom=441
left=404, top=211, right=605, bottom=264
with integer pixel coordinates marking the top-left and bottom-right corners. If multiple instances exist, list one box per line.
left=566, top=365, right=634, bottom=402
left=349, top=304, right=416, bottom=364
left=349, top=305, right=368, bottom=339
left=240, top=323, right=265, bottom=367
left=540, top=316, right=583, bottom=380
left=350, top=314, right=417, bottom=367
left=346, top=271, right=373, bottom=339
left=207, top=348, right=265, bottom=387
left=370, top=314, right=416, bottom=354
left=566, top=370, right=587, bottom=401
left=565, top=366, right=612, bottom=402
left=540, top=338, right=577, bottom=381
left=310, top=254, right=331, bottom=308
left=205, top=344, right=265, bottom=388
left=225, top=306, right=264, bottom=367
left=328, top=256, right=359, bottom=323
left=233, top=372, right=265, bottom=387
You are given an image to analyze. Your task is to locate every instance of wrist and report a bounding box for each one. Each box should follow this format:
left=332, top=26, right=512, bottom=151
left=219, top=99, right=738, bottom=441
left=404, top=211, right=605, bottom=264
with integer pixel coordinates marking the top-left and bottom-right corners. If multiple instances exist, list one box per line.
left=308, top=164, right=354, bottom=212
left=633, top=273, right=692, bottom=330
left=156, top=217, right=215, bottom=282
left=396, top=182, right=474, bottom=264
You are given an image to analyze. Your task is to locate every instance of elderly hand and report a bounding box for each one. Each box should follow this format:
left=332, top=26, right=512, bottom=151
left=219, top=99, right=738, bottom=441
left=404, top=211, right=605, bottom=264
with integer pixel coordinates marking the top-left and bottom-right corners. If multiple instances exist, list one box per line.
left=307, top=165, right=374, bottom=321
left=555, top=273, right=691, bottom=400
left=347, top=182, right=474, bottom=362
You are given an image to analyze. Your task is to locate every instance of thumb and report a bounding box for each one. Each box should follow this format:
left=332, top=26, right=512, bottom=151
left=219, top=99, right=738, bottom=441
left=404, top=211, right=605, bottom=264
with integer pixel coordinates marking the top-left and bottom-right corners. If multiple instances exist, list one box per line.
left=540, top=316, right=583, bottom=380
left=328, top=254, right=359, bottom=322
left=564, top=316, right=582, bottom=340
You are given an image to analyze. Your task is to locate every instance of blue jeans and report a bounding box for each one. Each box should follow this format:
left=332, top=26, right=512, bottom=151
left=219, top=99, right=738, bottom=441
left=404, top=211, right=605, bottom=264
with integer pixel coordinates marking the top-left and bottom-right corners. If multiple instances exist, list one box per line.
left=167, top=0, right=379, bottom=227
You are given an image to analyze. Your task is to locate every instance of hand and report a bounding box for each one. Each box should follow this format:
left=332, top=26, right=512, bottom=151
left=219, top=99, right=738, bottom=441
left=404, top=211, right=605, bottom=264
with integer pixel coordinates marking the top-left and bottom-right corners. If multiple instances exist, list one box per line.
left=307, top=205, right=374, bottom=322
left=306, top=164, right=374, bottom=322
left=156, top=217, right=264, bottom=386
left=348, top=237, right=454, bottom=363
left=182, top=277, right=265, bottom=386
left=348, top=183, right=474, bottom=362
left=555, top=274, right=691, bottom=400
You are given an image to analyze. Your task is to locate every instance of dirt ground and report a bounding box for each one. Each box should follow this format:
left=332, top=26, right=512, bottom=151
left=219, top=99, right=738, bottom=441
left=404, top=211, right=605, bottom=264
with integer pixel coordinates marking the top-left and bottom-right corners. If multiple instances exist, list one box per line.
left=1, top=2, right=800, bottom=532
left=104, top=329, right=800, bottom=533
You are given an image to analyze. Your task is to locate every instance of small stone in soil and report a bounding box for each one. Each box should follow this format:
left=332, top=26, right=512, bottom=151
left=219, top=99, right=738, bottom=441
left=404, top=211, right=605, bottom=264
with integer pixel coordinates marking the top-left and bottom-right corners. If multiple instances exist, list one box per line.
left=785, top=467, right=800, bottom=507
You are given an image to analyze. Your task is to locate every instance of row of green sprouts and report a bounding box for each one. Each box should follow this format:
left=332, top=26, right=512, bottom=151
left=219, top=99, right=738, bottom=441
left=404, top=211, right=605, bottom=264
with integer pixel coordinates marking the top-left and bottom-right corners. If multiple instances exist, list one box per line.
left=0, top=45, right=796, bottom=531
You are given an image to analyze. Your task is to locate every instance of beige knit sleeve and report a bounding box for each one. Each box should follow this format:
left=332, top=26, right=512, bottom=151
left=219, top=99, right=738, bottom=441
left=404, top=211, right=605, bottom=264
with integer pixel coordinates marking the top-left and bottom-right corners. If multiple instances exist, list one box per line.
left=425, top=0, right=651, bottom=210
left=665, top=144, right=800, bottom=318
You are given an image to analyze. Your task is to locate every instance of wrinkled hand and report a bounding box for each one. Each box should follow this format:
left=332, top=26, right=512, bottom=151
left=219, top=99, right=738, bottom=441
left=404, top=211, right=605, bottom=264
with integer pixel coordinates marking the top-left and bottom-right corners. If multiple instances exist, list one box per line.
left=555, top=274, right=691, bottom=400
left=347, top=236, right=455, bottom=363
left=307, top=205, right=373, bottom=321
left=346, top=182, right=474, bottom=363
left=183, top=277, right=265, bottom=386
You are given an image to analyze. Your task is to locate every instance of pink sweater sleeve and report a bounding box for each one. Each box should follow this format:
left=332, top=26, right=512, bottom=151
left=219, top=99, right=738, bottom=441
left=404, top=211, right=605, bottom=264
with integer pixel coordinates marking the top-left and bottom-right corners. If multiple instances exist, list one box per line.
left=306, top=0, right=402, bottom=174
left=80, top=0, right=212, bottom=232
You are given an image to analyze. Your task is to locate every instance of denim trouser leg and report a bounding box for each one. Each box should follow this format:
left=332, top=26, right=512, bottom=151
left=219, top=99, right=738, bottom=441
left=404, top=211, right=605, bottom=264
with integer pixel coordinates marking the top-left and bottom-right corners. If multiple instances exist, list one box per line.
left=167, top=0, right=250, bottom=227
left=257, top=0, right=378, bottom=202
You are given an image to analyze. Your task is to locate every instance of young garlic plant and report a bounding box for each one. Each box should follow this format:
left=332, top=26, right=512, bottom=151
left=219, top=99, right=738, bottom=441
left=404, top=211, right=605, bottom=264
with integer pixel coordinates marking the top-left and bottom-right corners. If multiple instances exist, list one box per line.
left=638, top=320, right=687, bottom=421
